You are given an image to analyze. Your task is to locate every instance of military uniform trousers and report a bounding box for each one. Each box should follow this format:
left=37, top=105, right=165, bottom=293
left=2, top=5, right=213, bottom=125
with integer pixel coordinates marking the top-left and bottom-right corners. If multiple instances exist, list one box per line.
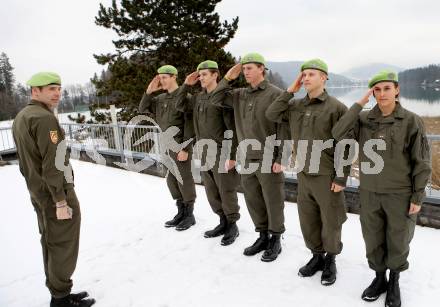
left=297, top=172, right=347, bottom=255
left=30, top=188, right=81, bottom=298
left=240, top=159, right=285, bottom=234
left=360, top=190, right=416, bottom=272
left=201, top=160, right=240, bottom=222
left=166, top=149, right=196, bottom=202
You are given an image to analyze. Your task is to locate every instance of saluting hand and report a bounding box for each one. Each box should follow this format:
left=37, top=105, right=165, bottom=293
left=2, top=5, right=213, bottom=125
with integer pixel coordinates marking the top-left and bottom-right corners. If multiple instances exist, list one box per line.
left=357, top=88, right=374, bottom=107
left=185, top=71, right=199, bottom=86
left=408, top=203, right=421, bottom=215
left=146, top=75, right=162, bottom=95
left=225, top=63, right=242, bottom=81
left=287, top=72, right=304, bottom=93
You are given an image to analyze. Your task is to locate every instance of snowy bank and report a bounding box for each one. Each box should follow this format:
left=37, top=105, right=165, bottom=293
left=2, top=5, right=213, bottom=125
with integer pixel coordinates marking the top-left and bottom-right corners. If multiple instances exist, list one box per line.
left=0, top=160, right=439, bottom=307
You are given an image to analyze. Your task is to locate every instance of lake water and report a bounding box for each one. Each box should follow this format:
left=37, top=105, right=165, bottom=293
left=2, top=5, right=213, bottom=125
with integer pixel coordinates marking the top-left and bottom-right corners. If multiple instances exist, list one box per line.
left=323, top=87, right=440, bottom=117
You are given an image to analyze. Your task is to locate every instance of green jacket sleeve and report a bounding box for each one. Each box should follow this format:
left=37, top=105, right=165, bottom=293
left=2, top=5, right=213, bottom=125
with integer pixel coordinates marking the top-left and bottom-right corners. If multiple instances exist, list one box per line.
left=175, top=84, right=196, bottom=113
left=275, top=121, right=290, bottom=165
left=331, top=102, right=363, bottom=141
left=265, top=90, right=294, bottom=123
left=409, top=117, right=431, bottom=205
left=138, top=92, right=157, bottom=114
left=210, top=78, right=235, bottom=109
left=333, top=103, right=351, bottom=187
left=180, top=91, right=196, bottom=151
left=35, top=115, right=68, bottom=203
left=223, top=108, right=238, bottom=160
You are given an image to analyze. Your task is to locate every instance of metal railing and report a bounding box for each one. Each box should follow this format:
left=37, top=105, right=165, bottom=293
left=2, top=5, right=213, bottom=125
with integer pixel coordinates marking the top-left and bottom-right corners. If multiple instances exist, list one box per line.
left=1, top=122, right=439, bottom=199
left=60, top=123, right=161, bottom=160
left=0, top=127, right=15, bottom=154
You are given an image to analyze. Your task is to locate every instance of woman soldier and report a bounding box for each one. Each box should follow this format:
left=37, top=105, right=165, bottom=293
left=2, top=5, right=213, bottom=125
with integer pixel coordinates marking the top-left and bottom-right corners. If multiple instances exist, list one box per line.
left=332, top=70, right=431, bottom=307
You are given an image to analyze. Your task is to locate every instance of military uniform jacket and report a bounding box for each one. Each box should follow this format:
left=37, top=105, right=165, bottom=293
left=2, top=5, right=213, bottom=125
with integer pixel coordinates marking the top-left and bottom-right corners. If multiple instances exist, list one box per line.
left=266, top=90, right=349, bottom=185
left=139, top=89, right=195, bottom=150
left=175, top=83, right=238, bottom=159
left=12, top=100, right=73, bottom=203
left=332, top=102, right=431, bottom=204
left=210, top=78, right=287, bottom=163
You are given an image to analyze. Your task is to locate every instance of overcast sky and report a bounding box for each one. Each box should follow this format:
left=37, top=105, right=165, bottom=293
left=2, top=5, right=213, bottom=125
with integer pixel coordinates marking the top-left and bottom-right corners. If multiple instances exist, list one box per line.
left=1, top=0, right=439, bottom=85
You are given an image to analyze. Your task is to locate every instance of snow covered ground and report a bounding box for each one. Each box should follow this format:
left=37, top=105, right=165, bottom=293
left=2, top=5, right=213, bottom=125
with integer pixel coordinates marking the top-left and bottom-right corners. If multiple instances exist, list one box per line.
left=1, top=160, right=439, bottom=307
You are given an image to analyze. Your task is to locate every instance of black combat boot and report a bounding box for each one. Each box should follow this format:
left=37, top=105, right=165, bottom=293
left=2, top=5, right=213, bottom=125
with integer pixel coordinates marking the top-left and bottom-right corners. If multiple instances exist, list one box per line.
left=221, top=221, right=239, bottom=246
left=321, top=253, right=337, bottom=286
left=50, top=292, right=96, bottom=307
left=243, top=231, right=270, bottom=256
left=361, top=271, right=388, bottom=302
left=176, top=201, right=196, bottom=231
left=261, top=234, right=282, bottom=262
left=204, top=214, right=227, bottom=238
left=385, top=271, right=401, bottom=307
left=164, top=200, right=185, bottom=228
left=298, top=253, right=325, bottom=277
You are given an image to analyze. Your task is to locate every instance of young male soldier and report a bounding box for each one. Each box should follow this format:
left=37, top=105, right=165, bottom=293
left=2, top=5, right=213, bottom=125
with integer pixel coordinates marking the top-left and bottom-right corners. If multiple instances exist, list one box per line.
left=139, top=65, right=197, bottom=231
left=332, top=70, right=431, bottom=306
left=266, top=59, right=349, bottom=285
left=175, top=60, right=240, bottom=246
left=210, top=53, right=287, bottom=262
left=12, top=72, right=95, bottom=307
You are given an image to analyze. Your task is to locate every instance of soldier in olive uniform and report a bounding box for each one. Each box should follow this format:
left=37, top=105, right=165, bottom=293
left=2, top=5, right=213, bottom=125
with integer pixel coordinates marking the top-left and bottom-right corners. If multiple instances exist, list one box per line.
left=210, top=53, right=287, bottom=262
left=266, top=59, right=349, bottom=285
left=139, top=65, right=197, bottom=231
left=12, top=72, right=95, bottom=307
left=332, top=70, right=431, bottom=306
left=175, top=60, right=240, bottom=245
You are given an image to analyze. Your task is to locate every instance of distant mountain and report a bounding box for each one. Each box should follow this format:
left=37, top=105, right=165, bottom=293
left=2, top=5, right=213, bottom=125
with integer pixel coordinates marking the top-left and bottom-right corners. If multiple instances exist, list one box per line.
left=341, top=63, right=405, bottom=81
left=266, top=61, right=357, bottom=87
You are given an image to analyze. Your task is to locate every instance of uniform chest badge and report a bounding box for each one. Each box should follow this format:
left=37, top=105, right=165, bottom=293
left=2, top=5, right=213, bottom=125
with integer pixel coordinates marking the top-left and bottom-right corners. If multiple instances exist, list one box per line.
left=50, top=131, right=59, bottom=144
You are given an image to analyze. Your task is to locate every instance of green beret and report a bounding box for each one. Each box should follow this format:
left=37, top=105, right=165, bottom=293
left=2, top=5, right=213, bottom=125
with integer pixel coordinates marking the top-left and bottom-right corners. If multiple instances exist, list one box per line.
left=197, top=60, right=218, bottom=71
left=26, top=72, right=61, bottom=87
left=157, top=65, right=178, bottom=75
left=368, top=70, right=399, bottom=88
left=240, top=53, right=266, bottom=66
left=301, top=59, right=328, bottom=75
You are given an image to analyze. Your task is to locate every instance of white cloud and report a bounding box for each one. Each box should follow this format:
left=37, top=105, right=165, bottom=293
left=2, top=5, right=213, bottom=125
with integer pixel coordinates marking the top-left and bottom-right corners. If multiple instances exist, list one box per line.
left=1, top=0, right=439, bottom=85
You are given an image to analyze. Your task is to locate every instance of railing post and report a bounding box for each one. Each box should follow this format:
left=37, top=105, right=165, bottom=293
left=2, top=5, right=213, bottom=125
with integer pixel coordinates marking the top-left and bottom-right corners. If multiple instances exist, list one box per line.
left=110, top=105, right=125, bottom=163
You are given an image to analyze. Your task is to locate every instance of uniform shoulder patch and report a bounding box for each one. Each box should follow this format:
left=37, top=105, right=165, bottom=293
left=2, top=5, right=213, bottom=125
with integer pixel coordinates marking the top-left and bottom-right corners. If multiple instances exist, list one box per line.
left=49, top=130, right=59, bottom=144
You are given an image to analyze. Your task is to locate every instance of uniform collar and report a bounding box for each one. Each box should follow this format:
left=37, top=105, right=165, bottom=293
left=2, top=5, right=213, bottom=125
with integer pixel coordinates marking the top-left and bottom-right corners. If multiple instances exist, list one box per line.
left=29, top=99, right=52, bottom=112
left=165, top=87, right=179, bottom=98
left=247, top=79, right=268, bottom=93
left=304, top=89, right=328, bottom=106
left=368, top=101, right=404, bottom=121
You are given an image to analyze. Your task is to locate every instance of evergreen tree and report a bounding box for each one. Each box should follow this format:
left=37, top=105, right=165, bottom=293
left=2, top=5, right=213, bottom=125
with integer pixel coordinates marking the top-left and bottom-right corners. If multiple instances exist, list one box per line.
left=0, top=52, right=15, bottom=95
left=92, top=0, right=239, bottom=123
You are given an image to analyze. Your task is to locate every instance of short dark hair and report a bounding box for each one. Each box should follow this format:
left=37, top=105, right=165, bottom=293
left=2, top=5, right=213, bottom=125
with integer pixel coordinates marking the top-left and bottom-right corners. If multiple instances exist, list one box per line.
left=208, top=69, right=220, bottom=81
left=30, top=86, right=44, bottom=94
left=256, top=64, right=266, bottom=77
